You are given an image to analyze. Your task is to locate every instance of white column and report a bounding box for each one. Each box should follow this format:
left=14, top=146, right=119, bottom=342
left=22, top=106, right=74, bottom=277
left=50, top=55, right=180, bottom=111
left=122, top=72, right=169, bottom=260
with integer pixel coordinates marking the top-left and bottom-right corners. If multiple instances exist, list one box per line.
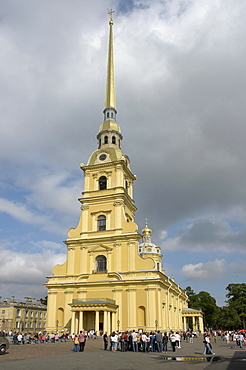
left=104, top=311, right=108, bottom=333
left=79, top=311, right=84, bottom=331
left=95, top=311, right=99, bottom=333
left=71, top=311, right=76, bottom=334
left=107, top=311, right=111, bottom=333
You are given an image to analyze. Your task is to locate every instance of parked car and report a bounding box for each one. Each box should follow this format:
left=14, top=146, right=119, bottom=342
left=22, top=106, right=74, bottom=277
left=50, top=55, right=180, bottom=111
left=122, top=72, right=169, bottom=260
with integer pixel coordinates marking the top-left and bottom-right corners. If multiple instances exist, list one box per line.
left=0, top=333, right=9, bottom=354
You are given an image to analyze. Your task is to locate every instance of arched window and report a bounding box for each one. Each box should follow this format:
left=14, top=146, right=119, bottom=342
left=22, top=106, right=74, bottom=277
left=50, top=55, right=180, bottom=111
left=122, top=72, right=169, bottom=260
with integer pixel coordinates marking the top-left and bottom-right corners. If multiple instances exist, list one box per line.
left=111, top=112, right=113, bottom=118
left=112, top=136, right=116, bottom=144
left=104, top=136, right=108, bottom=144
left=96, top=255, right=107, bottom=272
left=99, top=176, right=107, bottom=190
left=107, top=112, right=109, bottom=118
left=97, top=215, right=106, bottom=231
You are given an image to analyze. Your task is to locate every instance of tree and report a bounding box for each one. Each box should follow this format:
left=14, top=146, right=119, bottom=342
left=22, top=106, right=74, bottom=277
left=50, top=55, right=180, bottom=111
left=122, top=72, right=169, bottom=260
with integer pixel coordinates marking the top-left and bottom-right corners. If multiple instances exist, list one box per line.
left=226, top=283, right=246, bottom=329
left=185, top=287, right=219, bottom=329
left=40, top=296, right=47, bottom=306
left=217, top=306, right=241, bottom=330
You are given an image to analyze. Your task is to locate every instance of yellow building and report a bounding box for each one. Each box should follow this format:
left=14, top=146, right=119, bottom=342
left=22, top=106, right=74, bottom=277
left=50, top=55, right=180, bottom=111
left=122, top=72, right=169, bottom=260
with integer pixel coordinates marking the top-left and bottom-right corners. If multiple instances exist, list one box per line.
left=0, top=297, right=46, bottom=333
left=45, top=12, right=202, bottom=334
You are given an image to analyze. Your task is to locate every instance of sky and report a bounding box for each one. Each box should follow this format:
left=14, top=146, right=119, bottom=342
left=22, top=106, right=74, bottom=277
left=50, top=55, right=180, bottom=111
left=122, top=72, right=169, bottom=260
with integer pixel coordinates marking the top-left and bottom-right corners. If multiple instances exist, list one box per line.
left=0, top=0, right=246, bottom=307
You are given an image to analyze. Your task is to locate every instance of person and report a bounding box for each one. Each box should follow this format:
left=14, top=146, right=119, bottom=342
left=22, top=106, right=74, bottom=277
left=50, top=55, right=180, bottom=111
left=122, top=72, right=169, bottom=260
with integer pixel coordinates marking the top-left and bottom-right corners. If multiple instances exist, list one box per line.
left=203, top=334, right=215, bottom=355
left=175, top=331, right=181, bottom=349
left=73, top=335, right=79, bottom=352
left=155, top=330, right=162, bottom=352
left=146, top=333, right=151, bottom=352
left=78, top=330, right=86, bottom=352
left=131, top=330, right=138, bottom=352
left=110, top=332, right=118, bottom=352
left=103, top=332, right=108, bottom=350
left=238, top=333, right=244, bottom=348
left=141, top=332, right=147, bottom=352
left=162, top=332, right=168, bottom=353
left=150, top=331, right=156, bottom=352
left=170, top=332, right=177, bottom=352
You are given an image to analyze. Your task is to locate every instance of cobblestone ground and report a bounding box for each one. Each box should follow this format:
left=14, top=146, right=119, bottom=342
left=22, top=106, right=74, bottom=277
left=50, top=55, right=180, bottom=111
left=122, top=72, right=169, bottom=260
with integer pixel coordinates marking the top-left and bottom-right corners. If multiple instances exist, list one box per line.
left=0, top=337, right=102, bottom=362
left=0, top=336, right=245, bottom=370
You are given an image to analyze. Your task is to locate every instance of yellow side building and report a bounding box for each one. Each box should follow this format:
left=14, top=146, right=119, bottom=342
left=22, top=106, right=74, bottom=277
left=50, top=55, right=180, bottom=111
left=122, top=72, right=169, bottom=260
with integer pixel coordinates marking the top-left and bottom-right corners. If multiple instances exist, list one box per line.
left=45, top=13, right=203, bottom=335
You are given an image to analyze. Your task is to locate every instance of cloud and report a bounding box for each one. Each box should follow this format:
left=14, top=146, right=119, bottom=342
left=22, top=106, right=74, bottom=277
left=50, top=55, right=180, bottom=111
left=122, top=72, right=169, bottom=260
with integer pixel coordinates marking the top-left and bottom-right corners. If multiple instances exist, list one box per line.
left=0, top=244, right=66, bottom=298
left=181, top=259, right=227, bottom=280
left=1, top=0, right=246, bottom=302
left=160, top=216, right=246, bottom=253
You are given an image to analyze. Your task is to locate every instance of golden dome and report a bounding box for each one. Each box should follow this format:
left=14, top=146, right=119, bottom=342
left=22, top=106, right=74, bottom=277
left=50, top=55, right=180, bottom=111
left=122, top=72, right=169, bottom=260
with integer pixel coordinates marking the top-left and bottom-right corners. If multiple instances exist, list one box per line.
left=142, top=219, right=152, bottom=235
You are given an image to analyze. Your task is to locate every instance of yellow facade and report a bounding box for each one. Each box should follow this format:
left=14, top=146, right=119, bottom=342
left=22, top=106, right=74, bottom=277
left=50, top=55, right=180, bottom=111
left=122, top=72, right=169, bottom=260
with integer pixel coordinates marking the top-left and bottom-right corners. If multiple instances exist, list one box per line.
left=0, top=297, right=46, bottom=333
left=45, top=14, right=190, bottom=334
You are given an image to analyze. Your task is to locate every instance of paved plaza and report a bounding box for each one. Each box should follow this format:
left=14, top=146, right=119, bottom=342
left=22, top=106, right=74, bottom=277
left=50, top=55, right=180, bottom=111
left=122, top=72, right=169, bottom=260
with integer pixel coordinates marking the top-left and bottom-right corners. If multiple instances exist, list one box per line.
left=0, top=336, right=245, bottom=370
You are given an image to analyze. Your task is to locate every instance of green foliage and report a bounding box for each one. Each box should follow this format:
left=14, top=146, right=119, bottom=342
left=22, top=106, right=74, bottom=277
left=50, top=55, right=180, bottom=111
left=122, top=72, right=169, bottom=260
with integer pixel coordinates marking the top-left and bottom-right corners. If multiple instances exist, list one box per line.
left=217, top=306, right=241, bottom=330
left=185, top=283, right=246, bottom=330
left=40, top=296, right=47, bottom=306
left=226, top=283, right=246, bottom=329
left=185, top=287, right=219, bottom=329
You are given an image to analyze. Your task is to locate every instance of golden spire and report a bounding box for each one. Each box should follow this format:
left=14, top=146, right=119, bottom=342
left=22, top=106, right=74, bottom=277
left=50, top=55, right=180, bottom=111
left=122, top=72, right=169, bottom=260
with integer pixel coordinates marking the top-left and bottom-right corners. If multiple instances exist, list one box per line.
left=104, top=9, right=116, bottom=110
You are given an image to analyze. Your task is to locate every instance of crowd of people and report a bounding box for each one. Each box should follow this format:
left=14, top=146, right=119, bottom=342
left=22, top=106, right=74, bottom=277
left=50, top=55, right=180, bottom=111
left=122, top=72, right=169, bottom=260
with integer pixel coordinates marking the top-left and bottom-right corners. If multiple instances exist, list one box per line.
left=101, top=330, right=198, bottom=353
left=3, top=328, right=245, bottom=354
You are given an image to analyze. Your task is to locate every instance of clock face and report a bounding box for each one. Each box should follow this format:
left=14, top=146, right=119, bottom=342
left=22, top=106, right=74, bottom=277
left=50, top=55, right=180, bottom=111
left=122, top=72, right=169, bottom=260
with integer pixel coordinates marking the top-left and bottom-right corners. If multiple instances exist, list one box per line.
left=99, top=153, right=107, bottom=161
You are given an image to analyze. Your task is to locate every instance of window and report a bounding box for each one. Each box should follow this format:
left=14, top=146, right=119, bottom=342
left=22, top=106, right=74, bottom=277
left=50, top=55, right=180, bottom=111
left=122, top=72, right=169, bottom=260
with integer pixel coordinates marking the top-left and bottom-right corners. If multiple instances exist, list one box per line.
left=107, top=112, right=109, bottom=118
left=16, top=309, right=20, bottom=317
left=25, top=310, right=28, bottom=318
left=96, top=255, right=107, bottom=272
left=98, top=139, right=101, bottom=148
left=99, top=176, right=107, bottom=190
left=97, top=215, right=106, bottom=231
left=104, top=136, right=108, bottom=144
left=111, top=112, right=113, bottom=118
left=112, top=136, right=116, bottom=144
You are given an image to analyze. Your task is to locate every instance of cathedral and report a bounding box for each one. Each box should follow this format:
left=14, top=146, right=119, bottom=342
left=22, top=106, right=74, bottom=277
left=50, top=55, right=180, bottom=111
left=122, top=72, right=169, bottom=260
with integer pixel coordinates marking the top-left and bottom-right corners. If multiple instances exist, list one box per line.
left=45, top=12, right=203, bottom=335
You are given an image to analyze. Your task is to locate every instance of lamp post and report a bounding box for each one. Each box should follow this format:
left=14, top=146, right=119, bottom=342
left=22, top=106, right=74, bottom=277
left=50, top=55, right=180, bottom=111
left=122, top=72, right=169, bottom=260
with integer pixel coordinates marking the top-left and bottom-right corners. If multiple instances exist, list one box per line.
left=1, top=311, right=5, bottom=331
left=117, top=320, right=120, bottom=332
left=155, top=320, right=158, bottom=331
left=56, top=320, right=59, bottom=333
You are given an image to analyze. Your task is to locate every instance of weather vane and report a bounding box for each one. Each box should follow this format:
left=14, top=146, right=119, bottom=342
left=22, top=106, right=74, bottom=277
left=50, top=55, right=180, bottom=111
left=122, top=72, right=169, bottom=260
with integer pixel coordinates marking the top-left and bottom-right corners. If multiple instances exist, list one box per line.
left=107, top=8, right=115, bottom=22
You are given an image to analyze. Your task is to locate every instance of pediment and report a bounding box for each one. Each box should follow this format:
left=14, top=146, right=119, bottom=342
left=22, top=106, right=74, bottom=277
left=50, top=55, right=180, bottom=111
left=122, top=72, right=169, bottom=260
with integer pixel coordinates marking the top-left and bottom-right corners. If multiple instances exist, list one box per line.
left=88, top=244, right=112, bottom=253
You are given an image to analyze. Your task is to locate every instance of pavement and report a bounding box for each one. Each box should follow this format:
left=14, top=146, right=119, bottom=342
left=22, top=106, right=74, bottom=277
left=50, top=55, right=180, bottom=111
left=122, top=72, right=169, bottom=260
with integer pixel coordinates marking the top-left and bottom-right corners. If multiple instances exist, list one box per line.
left=0, top=335, right=245, bottom=370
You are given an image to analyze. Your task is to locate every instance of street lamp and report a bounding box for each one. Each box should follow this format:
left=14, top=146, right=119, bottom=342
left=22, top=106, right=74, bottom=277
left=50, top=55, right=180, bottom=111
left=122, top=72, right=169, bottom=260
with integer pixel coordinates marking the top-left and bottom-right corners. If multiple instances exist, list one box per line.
left=155, top=320, right=158, bottom=331
left=1, top=311, right=5, bottom=331
left=117, top=320, right=120, bottom=332
left=56, top=320, right=59, bottom=333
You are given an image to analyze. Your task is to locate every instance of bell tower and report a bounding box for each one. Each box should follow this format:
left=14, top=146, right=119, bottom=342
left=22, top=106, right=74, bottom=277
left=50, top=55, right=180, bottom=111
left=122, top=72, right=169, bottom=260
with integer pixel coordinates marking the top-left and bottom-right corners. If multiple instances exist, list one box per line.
left=45, top=10, right=189, bottom=335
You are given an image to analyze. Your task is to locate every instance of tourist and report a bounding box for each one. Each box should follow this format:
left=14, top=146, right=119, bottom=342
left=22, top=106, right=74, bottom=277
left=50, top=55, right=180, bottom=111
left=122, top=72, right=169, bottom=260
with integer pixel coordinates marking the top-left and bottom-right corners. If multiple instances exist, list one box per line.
left=155, top=330, right=162, bottom=352
left=203, top=334, right=215, bottom=355
left=110, top=331, right=118, bottom=352
left=73, top=335, right=79, bottom=352
left=132, top=330, right=138, bottom=352
left=162, top=332, right=168, bottom=353
left=103, top=331, right=108, bottom=350
left=170, top=332, right=177, bottom=352
left=78, top=330, right=86, bottom=352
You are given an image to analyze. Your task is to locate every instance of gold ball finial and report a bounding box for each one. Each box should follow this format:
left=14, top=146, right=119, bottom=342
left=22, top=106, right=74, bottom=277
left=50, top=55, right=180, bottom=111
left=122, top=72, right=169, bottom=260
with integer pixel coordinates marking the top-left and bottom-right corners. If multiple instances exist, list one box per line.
left=142, top=218, right=152, bottom=235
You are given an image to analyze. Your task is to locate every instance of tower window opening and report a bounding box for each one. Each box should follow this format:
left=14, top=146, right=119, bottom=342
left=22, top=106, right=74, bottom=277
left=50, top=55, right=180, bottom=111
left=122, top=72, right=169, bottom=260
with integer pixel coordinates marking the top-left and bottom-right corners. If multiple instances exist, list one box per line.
left=118, top=139, right=121, bottom=148
left=98, top=139, right=101, bottom=148
left=111, top=112, right=113, bottom=118
left=97, top=215, right=106, bottom=231
left=99, top=176, right=107, bottom=190
left=96, top=255, right=107, bottom=272
left=125, top=180, right=128, bottom=192
left=104, top=136, right=108, bottom=144
left=107, top=112, right=110, bottom=118
left=112, top=136, right=116, bottom=144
